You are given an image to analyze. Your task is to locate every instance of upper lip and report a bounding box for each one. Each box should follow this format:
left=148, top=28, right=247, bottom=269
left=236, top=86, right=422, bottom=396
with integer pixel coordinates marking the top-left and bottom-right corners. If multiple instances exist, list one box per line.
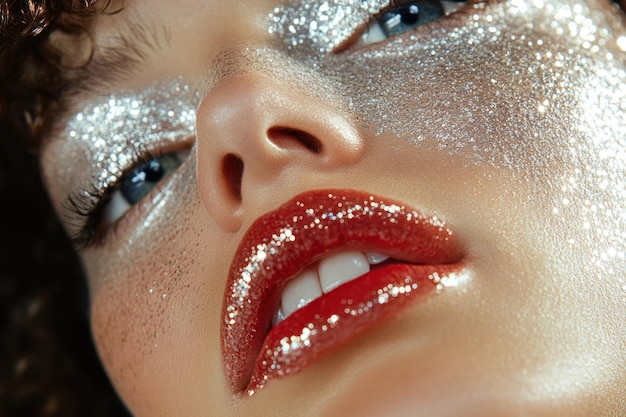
left=221, top=189, right=463, bottom=393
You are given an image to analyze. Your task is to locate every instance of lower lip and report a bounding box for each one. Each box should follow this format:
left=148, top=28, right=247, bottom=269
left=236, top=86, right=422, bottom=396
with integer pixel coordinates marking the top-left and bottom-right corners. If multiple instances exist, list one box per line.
left=247, top=262, right=463, bottom=395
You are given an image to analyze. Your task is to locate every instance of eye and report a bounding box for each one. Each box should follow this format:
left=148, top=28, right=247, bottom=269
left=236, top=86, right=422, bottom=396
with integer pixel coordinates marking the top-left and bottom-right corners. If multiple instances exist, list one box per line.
left=104, top=150, right=190, bottom=225
left=357, top=0, right=467, bottom=47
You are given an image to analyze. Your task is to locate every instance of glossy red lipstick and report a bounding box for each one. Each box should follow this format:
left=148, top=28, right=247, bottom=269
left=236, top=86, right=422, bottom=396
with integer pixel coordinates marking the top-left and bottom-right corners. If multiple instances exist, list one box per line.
left=221, top=190, right=464, bottom=395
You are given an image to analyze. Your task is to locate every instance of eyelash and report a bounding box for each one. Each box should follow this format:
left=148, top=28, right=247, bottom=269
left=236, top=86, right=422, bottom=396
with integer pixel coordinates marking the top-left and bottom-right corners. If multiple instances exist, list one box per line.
left=64, top=143, right=159, bottom=249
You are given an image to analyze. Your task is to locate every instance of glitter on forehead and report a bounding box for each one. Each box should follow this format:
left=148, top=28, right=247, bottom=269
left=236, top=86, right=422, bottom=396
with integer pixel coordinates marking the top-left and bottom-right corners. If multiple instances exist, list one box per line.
left=63, top=79, right=199, bottom=208
left=269, top=0, right=390, bottom=53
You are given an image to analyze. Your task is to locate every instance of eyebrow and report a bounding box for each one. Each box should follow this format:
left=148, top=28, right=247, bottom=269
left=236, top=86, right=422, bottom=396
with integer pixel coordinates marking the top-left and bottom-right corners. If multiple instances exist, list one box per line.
left=44, top=17, right=170, bottom=146
left=71, top=18, right=169, bottom=94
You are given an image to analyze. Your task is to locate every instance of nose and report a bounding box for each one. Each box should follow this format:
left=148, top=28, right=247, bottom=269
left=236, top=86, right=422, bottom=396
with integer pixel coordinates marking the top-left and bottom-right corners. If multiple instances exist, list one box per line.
left=196, top=75, right=364, bottom=232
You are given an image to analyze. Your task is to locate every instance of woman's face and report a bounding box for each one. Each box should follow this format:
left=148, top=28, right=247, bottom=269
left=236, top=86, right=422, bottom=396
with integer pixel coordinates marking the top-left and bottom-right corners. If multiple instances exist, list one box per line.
left=41, top=0, right=625, bottom=415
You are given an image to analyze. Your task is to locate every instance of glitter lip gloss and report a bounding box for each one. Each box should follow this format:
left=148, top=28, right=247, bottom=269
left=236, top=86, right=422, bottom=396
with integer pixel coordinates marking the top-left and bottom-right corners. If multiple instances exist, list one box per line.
left=221, top=190, right=464, bottom=395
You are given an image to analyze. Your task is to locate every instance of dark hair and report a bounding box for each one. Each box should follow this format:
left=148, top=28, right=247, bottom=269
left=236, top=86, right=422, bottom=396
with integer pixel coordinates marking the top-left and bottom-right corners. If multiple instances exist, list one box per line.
left=0, top=2, right=130, bottom=416
left=0, top=128, right=131, bottom=417
left=0, top=0, right=121, bottom=144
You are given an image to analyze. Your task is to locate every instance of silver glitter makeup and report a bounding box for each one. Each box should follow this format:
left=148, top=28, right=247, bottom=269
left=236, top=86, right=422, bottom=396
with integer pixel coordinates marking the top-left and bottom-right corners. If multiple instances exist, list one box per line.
left=269, top=0, right=390, bottom=53
left=58, top=79, right=200, bottom=235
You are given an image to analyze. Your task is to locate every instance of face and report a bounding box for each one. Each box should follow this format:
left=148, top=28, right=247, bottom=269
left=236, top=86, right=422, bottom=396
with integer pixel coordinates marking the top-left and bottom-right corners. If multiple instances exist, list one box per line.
left=40, top=0, right=625, bottom=415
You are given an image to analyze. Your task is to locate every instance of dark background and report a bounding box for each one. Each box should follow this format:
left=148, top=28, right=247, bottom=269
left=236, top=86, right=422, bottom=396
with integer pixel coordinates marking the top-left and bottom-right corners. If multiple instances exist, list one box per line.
left=0, top=116, right=131, bottom=417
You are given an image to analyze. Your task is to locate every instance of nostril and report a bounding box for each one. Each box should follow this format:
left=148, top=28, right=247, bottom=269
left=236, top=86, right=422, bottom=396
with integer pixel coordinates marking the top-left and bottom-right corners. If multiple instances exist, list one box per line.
left=267, top=127, right=323, bottom=154
left=222, top=154, right=244, bottom=202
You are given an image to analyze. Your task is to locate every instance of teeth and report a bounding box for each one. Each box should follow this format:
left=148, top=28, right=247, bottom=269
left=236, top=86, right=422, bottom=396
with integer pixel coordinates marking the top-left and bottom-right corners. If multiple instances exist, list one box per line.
left=272, top=306, right=285, bottom=327
left=319, top=251, right=370, bottom=293
left=274, top=250, right=391, bottom=325
left=281, top=269, right=323, bottom=318
left=366, top=252, right=390, bottom=265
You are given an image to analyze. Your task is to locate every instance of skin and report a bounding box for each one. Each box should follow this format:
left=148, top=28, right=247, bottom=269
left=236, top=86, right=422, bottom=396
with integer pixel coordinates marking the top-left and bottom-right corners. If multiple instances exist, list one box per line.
left=40, top=0, right=625, bottom=416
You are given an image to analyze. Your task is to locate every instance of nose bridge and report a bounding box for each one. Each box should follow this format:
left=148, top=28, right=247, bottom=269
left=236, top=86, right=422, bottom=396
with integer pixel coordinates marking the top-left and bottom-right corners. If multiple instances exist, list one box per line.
left=195, top=74, right=364, bottom=232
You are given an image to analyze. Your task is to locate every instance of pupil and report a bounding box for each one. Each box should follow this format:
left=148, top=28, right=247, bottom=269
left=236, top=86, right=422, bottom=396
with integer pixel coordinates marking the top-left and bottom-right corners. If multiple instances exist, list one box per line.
left=143, top=159, right=164, bottom=182
left=130, top=158, right=164, bottom=185
left=380, top=0, right=446, bottom=37
left=401, top=4, right=420, bottom=25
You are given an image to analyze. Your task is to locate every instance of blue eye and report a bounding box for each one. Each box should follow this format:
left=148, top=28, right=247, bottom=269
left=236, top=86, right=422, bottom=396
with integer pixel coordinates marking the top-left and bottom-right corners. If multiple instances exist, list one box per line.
left=104, top=151, right=188, bottom=225
left=359, top=0, right=467, bottom=46
left=121, top=155, right=180, bottom=204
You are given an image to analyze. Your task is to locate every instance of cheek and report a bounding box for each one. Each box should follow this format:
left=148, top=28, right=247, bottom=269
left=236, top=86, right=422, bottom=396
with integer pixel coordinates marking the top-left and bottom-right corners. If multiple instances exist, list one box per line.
left=90, top=260, right=199, bottom=406
left=85, top=183, right=230, bottom=415
left=89, top=237, right=205, bottom=414
left=314, top=0, right=626, bottom=401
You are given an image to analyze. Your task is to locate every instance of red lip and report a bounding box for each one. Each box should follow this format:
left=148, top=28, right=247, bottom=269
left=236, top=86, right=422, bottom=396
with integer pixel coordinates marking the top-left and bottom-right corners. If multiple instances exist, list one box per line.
left=221, top=190, right=464, bottom=395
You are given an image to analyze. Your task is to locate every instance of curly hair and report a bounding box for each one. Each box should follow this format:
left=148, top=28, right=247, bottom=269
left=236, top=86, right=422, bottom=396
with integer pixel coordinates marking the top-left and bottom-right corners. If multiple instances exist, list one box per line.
left=0, top=2, right=130, bottom=416
left=0, top=0, right=119, bottom=144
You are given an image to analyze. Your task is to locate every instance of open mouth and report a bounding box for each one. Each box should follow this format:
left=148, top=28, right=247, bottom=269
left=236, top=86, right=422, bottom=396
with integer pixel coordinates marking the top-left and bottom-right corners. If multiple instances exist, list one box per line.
left=272, top=250, right=394, bottom=325
left=221, top=190, right=465, bottom=395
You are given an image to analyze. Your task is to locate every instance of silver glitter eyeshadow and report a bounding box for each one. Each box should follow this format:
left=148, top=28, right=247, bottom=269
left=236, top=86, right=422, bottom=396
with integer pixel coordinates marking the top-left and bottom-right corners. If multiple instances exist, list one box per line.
left=269, top=0, right=390, bottom=53
left=63, top=79, right=199, bottom=216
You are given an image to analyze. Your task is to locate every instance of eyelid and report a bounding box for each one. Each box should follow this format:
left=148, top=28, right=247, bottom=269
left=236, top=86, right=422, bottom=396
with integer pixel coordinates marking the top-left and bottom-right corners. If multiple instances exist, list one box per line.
left=64, top=143, right=154, bottom=249
left=65, top=139, right=194, bottom=249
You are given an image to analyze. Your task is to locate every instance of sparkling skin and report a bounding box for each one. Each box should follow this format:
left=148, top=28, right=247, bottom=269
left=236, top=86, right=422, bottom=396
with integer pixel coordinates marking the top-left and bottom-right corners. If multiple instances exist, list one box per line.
left=49, top=80, right=199, bottom=241
left=38, top=0, right=626, bottom=415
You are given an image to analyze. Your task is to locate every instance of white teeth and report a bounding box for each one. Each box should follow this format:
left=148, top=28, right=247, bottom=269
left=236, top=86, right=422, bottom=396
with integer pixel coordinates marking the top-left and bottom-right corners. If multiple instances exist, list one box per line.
left=281, top=269, right=323, bottom=318
left=366, top=252, right=390, bottom=265
left=274, top=250, right=389, bottom=325
left=272, top=306, right=285, bottom=327
left=319, top=251, right=370, bottom=293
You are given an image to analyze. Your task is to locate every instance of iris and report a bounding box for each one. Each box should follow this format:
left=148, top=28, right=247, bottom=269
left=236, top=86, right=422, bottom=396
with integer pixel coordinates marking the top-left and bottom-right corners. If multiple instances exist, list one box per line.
left=120, top=154, right=181, bottom=204
left=379, top=0, right=462, bottom=37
